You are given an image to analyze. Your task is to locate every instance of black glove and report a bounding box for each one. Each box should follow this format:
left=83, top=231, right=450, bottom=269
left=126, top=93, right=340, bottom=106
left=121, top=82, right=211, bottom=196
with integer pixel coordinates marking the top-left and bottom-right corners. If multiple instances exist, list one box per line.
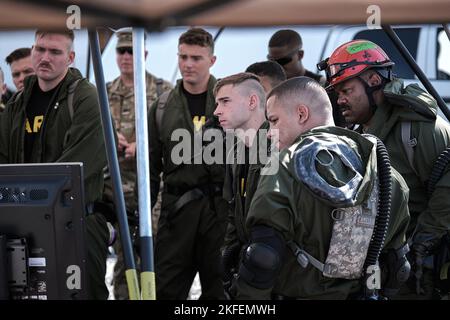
left=221, top=243, right=241, bottom=281
left=434, top=233, right=450, bottom=298
left=379, top=244, right=411, bottom=298
left=409, top=232, right=441, bottom=295
left=221, top=243, right=241, bottom=299
left=223, top=274, right=238, bottom=300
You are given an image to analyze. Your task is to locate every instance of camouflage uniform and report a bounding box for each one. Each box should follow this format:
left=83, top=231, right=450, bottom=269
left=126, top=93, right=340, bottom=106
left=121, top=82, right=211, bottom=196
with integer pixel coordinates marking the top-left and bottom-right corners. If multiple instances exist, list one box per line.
left=105, top=71, right=172, bottom=213
left=234, top=127, right=410, bottom=299
left=105, top=31, right=172, bottom=299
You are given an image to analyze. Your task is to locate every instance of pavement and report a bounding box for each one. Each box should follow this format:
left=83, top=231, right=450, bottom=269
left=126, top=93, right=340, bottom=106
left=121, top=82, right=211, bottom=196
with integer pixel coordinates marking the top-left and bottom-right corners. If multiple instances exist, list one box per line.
left=105, top=249, right=202, bottom=300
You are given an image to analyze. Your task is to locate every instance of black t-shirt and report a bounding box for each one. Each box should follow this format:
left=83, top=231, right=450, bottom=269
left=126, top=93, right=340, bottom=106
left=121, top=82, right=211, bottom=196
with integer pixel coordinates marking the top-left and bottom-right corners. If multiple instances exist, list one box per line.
left=24, top=83, right=59, bottom=162
left=304, top=69, right=323, bottom=83
left=182, top=83, right=207, bottom=130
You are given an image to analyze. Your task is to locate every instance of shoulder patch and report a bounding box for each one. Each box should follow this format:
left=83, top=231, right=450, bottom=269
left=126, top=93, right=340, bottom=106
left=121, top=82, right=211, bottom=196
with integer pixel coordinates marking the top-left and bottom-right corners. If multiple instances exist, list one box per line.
left=293, top=134, right=364, bottom=206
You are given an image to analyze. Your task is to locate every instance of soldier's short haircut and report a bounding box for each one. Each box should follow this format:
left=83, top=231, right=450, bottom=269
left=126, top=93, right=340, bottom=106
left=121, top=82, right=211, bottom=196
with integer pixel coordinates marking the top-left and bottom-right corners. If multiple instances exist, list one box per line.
left=5, top=47, right=31, bottom=65
left=179, top=27, right=214, bottom=53
left=268, top=76, right=332, bottom=118
left=268, top=29, right=302, bottom=49
left=35, top=29, right=75, bottom=50
left=214, top=72, right=266, bottom=109
left=246, top=61, right=287, bottom=89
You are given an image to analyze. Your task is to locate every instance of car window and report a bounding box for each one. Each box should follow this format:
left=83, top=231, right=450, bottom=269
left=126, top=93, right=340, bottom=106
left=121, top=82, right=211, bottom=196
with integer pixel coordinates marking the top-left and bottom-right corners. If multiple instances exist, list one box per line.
left=436, top=28, right=450, bottom=80
left=353, top=28, right=420, bottom=79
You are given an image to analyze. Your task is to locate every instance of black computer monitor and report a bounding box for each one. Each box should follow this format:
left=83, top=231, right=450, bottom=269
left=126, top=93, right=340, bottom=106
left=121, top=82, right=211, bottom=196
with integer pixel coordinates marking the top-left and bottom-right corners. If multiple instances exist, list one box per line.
left=0, top=163, right=88, bottom=300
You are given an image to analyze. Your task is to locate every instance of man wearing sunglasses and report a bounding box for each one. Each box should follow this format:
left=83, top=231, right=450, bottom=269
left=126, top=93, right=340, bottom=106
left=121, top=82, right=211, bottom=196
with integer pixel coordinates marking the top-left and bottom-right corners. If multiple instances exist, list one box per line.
left=105, top=27, right=172, bottom=300
left=267, top=29, right=325, bottom=85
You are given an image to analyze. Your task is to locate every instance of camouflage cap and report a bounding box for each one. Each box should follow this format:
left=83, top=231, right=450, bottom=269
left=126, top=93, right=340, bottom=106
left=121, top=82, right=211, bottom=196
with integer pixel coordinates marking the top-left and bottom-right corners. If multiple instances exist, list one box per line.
left=115, top=27, right=147, bottom=48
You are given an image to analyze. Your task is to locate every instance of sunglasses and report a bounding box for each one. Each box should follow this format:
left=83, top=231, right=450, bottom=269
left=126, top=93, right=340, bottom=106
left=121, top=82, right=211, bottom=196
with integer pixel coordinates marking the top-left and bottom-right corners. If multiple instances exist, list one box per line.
left=116, top=47, right=133, bottom=55
left=267, top=49, right=299, bottom=66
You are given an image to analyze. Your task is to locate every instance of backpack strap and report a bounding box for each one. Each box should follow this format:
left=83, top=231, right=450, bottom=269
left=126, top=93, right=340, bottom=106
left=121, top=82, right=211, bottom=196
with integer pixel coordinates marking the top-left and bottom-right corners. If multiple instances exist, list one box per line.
left=67, top=79, right=82, bottom=121
left=155, top=90, right=171, bottom=137
left=13, top=91, right=23, bottom=104
left=401, top=121, right=419, bottom=175
left=287, top=240, right=333, bottom=275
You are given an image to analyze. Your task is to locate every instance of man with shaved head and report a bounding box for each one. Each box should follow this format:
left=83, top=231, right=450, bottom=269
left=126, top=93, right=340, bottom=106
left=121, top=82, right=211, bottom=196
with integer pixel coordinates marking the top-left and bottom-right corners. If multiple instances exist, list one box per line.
left=265, top=75, right=333, bottom=149
left=230, top=76, right=410, bottom=300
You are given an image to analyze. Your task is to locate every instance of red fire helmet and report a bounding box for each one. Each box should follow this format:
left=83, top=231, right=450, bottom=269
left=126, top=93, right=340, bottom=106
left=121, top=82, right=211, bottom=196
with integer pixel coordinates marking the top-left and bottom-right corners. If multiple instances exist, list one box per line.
left=322, top=40, right=394, bottom=88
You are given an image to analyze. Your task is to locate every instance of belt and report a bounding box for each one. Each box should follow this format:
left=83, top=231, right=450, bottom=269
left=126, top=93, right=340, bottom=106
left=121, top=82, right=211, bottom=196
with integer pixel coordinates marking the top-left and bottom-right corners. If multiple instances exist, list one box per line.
left=164, top=183, right=222, bottom=197
left=162, top=183, right=223, bottom=224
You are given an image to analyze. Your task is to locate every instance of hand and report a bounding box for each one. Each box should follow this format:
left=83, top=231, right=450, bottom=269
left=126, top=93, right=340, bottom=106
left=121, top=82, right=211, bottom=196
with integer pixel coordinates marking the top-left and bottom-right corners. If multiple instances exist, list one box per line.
left=124, top=142, right=136, bottom=159
left=221, top=244, right=241, bottom=282
left=410, top=243, right=427, bottom=295
left=117, top=132, right=129, bottom=152
left=409, top=232, right=441, bottom=295
left=221, top=244, right=241, bottom=299
left=223, top=273, right=238, bottom=300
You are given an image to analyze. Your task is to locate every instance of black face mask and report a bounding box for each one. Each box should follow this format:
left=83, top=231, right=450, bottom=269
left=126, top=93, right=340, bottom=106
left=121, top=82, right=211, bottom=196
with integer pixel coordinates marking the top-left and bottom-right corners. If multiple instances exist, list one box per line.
left=116, top=47, right=133, bottom=55
left=267, top=48, right=298, bottom=66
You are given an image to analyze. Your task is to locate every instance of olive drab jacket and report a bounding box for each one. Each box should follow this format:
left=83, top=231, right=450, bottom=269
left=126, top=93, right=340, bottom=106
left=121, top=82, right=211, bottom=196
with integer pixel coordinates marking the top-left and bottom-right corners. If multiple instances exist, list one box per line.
left=367, top=78, right=450, bottom=239
left=222, top=121, right=271, bottom=247
left=235, top=126, right=410, bottom=299
left=0, top=68, right=107, bottom=204
left=148, top=76, right=225, bottom=198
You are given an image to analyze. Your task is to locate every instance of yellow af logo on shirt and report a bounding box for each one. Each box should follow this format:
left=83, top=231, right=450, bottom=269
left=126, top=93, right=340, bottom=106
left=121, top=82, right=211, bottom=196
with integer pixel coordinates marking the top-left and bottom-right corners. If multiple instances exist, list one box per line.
left=193, top=116, right=206, bottom=132
left=25, top=115, right=44, bottom=133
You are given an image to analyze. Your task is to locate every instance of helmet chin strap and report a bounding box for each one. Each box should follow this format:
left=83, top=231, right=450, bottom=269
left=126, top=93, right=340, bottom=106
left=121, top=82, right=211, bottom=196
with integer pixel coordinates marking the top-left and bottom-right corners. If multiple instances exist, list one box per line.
left=355, top=76, right=385, bottom=115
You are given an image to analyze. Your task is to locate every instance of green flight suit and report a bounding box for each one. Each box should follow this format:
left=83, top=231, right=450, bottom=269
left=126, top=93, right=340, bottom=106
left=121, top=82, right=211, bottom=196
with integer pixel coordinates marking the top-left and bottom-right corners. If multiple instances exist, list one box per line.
left=235, top=126, right=410, bottom=299
left=222, top=122, right=271, bottom=270
left=367, top=79, right=450, bottom=299
left=148, top=76, right=227, bottom=299
left=0, top=68, right=109, bottom=299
